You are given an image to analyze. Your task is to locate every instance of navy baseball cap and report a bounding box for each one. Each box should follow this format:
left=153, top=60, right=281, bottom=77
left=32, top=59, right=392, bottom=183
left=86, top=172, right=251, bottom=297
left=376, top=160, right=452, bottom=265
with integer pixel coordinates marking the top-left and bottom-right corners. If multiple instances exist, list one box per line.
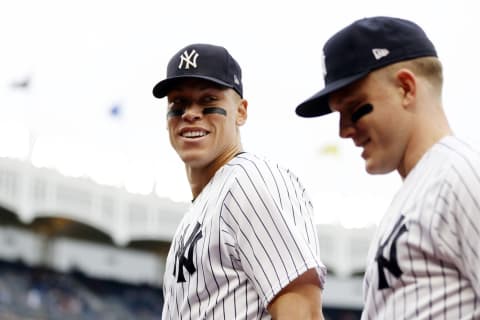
left=153, top=43, right=243, bottom=98
left=295, top=16, right=437, bottom=118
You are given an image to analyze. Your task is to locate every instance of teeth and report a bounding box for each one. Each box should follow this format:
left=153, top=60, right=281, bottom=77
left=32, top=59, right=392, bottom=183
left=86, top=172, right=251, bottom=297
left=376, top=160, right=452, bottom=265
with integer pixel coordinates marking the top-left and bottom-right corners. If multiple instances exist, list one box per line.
left=182, top=131, right=207, bottom=138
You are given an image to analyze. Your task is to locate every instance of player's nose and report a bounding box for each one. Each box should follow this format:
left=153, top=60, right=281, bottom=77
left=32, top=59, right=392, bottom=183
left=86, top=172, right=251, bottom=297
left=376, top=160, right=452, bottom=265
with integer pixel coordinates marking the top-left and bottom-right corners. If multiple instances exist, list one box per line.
left=182, top=105, right=203, bottom=122
left=339, top=115, right=355, bottom=139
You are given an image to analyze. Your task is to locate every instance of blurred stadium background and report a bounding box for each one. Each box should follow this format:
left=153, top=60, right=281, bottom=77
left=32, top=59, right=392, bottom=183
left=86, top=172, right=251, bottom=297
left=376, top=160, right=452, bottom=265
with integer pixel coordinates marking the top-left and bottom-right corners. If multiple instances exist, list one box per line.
left=0, top=156, right=369, bottom=319
left=4, top=1, right=478, bottom=319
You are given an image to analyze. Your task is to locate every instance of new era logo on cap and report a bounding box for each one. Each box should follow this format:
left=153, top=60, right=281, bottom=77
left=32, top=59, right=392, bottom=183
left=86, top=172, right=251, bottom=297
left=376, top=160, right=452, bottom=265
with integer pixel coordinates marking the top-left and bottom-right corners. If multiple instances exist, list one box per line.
left=295, top=16, right=438, bottom=118
left=152, top=43, right=243, bottom=99
left=372, top=48, right=390, bottom=60
left=234, top=74, right=240, bottom=85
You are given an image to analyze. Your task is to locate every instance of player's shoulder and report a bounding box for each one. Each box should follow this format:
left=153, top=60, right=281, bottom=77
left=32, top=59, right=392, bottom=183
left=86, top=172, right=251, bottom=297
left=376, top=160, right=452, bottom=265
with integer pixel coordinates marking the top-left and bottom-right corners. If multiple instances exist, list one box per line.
left=421, top=136, right=480, bottom=192
left=224, top=152, right=311, bottom=200
left=409, top=136, right=478, bottom=189
left=228, top=152, right=295, bottom=177
left=436, top=136, right=480, bottom=172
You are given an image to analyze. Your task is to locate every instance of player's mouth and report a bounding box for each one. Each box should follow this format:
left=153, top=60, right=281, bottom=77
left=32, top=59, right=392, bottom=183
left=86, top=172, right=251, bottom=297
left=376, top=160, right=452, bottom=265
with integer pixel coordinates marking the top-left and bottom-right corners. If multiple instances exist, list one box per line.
left=354, top=138, right=371, bottom=157
left=354, top=137, right=369, bottom=148
left=180, top=129, right=209, bottom=139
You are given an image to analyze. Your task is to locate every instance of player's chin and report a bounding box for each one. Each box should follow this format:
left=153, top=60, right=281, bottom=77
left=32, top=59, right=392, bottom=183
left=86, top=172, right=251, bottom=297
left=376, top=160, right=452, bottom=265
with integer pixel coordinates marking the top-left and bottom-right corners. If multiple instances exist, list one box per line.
left=179, top=151, right=211, bottom=168
left=365, top=159, right=395, bottom=175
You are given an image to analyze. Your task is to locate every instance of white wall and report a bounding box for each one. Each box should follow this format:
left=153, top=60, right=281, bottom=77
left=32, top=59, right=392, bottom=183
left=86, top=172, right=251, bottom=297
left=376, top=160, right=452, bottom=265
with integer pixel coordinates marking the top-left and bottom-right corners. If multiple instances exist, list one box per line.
left=0, top=226, right=44, bottom=265
left=48, top=237, right=166, bottom=286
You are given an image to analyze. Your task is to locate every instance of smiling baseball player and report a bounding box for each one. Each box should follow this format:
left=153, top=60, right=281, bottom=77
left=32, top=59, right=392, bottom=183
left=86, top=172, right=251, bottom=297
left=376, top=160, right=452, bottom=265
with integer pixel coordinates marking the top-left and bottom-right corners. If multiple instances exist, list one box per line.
left=153, top=43, right=327, bottom=319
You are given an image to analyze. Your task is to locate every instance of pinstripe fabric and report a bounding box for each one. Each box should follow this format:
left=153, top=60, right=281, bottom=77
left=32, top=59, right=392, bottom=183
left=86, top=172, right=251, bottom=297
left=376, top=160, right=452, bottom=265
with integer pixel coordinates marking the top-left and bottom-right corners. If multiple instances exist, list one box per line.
left=362, top=136, right=480, bottom=319
left=162, top=152, right=326, bottom=319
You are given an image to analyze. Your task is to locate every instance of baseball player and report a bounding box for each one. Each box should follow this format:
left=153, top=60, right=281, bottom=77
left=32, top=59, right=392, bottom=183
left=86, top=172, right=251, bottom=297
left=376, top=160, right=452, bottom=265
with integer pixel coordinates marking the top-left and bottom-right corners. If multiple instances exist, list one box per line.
left=295, top=16, right=480, bottom=319
left=153, top=43, right=326, bottom=319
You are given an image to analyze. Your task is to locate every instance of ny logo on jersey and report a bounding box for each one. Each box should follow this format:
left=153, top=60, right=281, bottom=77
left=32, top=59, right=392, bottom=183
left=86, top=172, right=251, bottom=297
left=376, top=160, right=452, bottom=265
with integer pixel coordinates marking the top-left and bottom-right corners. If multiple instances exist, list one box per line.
left=173, top=222, right=203, bottom=283
left=178, top=49, right=199, bottom=70
left=375, top=214, right=408, bottom=290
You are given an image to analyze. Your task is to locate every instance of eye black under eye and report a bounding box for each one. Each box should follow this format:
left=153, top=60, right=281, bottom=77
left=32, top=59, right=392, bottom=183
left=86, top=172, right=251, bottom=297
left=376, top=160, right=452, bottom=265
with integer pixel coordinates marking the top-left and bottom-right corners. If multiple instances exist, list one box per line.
left=203, top=107, right=227, bottom=116
left=351, top=103, right=373, bottom=123
left=167, top=108, right=185, bottom=118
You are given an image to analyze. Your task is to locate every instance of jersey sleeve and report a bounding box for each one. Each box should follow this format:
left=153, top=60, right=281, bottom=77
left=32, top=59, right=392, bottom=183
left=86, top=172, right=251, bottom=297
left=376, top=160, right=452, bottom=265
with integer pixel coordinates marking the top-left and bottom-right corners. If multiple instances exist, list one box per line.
left=431, top=165, right=480, bottom=297
left=220, top=161, right=326, bottom=307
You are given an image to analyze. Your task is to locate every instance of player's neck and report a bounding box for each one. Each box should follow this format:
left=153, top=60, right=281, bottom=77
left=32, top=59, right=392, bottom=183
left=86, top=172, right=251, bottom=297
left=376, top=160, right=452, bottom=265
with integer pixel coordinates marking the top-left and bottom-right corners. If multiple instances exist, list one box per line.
left=398, top=113, right=452, bottom=179
left=187, top=147, right=244, bottom=199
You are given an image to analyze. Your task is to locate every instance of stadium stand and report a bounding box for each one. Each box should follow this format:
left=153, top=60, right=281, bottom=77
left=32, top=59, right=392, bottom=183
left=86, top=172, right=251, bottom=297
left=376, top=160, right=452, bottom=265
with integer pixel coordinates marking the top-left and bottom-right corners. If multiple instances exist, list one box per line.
left=0, top=156, right=369, bottom=319
left=0, top=258, right=163, bottom=319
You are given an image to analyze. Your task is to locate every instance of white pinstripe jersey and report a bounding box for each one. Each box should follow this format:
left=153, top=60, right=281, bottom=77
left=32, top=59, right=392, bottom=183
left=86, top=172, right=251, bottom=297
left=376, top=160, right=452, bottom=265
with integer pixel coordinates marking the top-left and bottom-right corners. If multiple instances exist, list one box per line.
left=362, top=136, right=480, bottom=319
left=162, top=152, right=326, bottom=320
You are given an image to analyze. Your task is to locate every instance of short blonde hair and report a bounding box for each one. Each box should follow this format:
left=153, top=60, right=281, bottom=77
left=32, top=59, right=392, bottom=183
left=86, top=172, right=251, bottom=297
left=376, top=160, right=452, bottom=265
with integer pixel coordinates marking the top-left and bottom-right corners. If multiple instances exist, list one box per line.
left=388, top=57, right=443, bottom=91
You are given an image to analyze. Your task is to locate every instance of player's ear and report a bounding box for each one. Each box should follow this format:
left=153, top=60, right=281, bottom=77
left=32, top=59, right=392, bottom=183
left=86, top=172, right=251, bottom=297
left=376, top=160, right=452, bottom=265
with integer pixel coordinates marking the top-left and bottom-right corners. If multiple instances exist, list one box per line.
left=396, top=68, right=416, bottom=109
left=236, top=98, right=248, bottom=126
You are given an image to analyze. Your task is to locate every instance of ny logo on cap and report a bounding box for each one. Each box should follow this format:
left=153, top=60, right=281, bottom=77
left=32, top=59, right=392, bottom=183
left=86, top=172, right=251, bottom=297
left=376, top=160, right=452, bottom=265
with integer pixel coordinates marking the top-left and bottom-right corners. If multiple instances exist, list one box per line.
left=321, top=53, right=327, bottom=78
left=178, top=49, right=199, bottom=70
left=372, top=48, right=390, bottom=60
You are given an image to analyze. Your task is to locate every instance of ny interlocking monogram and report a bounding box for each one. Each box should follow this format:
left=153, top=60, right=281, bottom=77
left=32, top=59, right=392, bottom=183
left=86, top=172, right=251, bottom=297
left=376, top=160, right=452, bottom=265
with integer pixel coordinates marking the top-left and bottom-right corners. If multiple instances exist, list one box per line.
left=375, top=215, right=408, bottom=289
left=178, top=49, right=199, bottom=70
left=173, top=222, right=203, bottom=283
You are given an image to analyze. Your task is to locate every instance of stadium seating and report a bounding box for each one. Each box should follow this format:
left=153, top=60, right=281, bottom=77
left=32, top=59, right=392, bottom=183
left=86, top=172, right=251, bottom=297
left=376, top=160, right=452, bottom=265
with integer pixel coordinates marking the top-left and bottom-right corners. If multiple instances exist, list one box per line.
left=0, top=259, right=163, bottom=320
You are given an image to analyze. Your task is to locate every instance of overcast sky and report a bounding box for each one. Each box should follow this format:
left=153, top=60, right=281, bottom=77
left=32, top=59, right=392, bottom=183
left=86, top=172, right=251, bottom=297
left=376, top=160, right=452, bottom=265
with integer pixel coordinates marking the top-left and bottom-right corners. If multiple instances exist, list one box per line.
left=1, top=0, right=479, bottom=228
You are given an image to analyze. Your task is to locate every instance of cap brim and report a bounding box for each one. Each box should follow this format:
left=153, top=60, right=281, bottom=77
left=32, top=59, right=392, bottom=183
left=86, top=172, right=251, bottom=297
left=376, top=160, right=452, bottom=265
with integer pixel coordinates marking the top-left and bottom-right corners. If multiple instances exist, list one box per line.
left=295, top=71, right=369, bottom=118
left=152, top=75, right=234, bottom=98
